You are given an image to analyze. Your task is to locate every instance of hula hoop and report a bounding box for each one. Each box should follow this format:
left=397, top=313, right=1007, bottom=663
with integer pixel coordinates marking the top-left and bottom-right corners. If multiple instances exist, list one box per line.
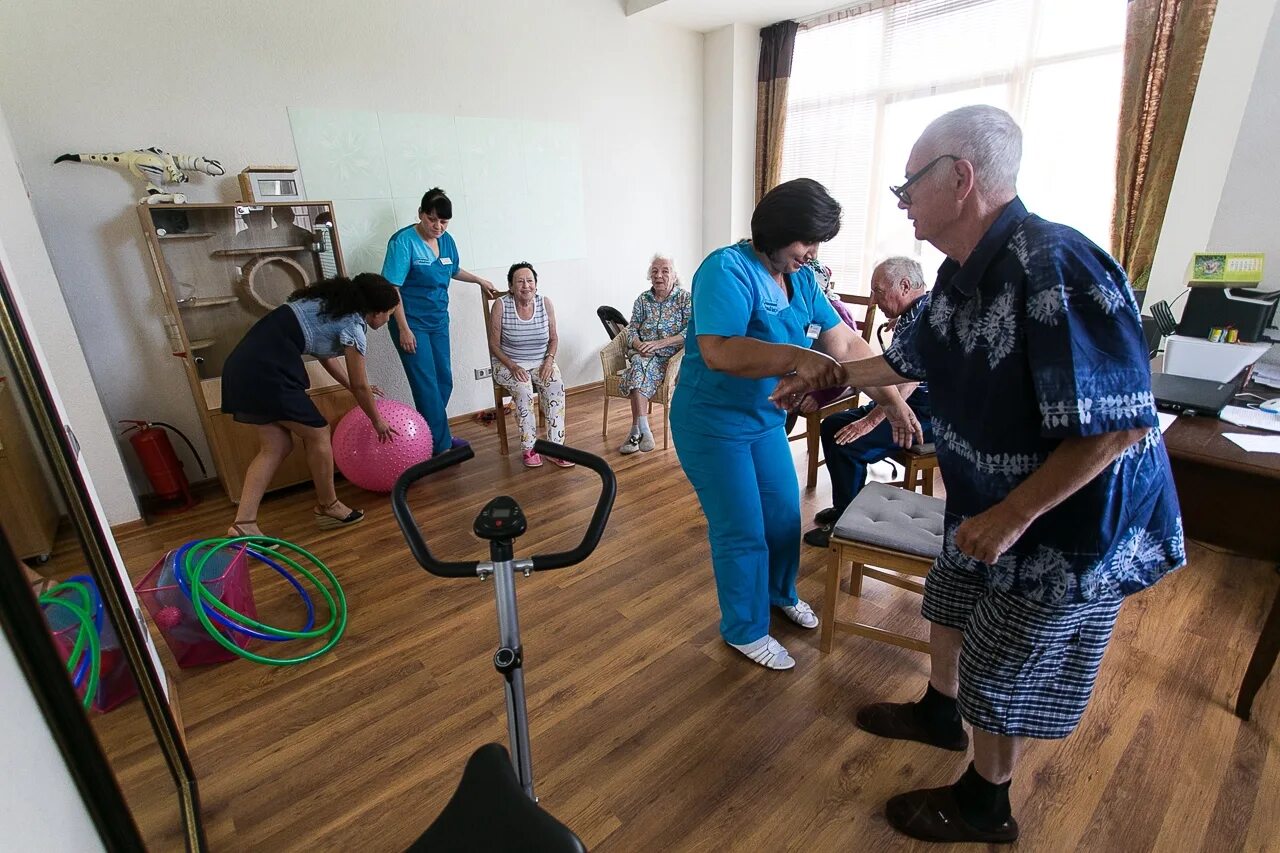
left=39, top=593, right=100, bottom=711
left=183, top=536, right=346, bottom=666
left=173, top=540, right=316, bottom=640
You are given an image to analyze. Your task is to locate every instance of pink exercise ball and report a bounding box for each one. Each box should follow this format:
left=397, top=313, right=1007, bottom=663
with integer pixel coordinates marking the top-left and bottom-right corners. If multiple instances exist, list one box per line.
left=332, top=399, right=434, bottom=493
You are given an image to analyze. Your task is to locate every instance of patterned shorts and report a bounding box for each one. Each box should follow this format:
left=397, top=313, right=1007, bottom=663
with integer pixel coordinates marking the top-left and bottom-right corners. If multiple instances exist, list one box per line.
left=921, top=554, right=1124, bottom=739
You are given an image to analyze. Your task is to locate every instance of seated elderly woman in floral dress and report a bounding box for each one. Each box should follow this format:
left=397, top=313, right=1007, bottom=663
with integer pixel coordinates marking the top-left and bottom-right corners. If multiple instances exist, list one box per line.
left=617, top=253, right=692, bottom=454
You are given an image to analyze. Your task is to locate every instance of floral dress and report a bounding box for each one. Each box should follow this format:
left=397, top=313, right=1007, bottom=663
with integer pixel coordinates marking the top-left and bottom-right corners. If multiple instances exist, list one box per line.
left=618, top=287, right=692, bottom=398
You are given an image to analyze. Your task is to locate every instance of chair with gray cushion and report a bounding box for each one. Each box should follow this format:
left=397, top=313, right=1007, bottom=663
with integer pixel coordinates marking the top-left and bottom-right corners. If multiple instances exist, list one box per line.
left=819, top=481, right=945, bottom=654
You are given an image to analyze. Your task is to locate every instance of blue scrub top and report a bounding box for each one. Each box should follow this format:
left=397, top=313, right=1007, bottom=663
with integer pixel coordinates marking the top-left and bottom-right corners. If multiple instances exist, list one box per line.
left=381, top=225, right=461, bottom=331
left=674, top=241, right=840, bottom=436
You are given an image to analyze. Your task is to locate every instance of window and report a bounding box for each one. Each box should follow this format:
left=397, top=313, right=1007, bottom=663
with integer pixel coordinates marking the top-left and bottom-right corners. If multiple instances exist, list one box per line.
left=781, top=0, right=1125, bottom=293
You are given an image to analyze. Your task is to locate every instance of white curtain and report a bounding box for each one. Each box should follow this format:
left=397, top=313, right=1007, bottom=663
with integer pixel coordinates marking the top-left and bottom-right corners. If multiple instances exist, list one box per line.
left=782, top=0, right=1126, bottom=293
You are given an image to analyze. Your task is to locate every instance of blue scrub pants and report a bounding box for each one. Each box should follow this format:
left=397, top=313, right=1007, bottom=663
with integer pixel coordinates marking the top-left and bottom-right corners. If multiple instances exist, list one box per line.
left=391, top=318, right=453, bottom=452
left=673, top=424, right=801, bottom=645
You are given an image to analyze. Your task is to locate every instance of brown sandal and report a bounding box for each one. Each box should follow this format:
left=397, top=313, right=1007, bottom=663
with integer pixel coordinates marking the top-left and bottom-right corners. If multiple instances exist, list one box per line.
left=227, top=520, right=280, bottom=549
left=314, top=500, right=364, bottom=530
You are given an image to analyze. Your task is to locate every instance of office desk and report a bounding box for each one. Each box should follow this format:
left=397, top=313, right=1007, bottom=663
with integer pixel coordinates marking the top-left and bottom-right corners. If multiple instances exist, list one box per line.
left=1163, top=414, right=1280, bottom=719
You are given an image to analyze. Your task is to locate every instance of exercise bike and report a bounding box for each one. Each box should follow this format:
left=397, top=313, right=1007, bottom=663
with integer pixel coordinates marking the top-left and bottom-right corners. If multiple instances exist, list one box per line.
left=391, top=439, right=617, bottom=852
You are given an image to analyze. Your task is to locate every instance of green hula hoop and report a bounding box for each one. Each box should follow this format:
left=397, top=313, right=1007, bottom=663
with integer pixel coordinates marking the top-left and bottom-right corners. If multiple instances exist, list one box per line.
left=184, top=536, right=347, bottom=666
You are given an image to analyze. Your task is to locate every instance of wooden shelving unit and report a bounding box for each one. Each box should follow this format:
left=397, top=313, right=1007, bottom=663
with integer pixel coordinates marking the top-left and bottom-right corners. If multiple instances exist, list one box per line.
left=137, top=201, right=356, bottom=502
left=177, top=296, right=237, bottom=309
left=210, top=245, right=311, bottom=257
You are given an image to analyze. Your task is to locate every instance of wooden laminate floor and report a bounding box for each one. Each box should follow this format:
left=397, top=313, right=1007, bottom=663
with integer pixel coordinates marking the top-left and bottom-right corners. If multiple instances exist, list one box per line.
left=87, top=389, right=1279, bottom=851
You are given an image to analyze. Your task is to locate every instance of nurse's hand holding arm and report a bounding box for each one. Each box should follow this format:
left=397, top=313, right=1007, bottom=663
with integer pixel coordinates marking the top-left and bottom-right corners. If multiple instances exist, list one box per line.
left=770, top=351, right=923, bottom=448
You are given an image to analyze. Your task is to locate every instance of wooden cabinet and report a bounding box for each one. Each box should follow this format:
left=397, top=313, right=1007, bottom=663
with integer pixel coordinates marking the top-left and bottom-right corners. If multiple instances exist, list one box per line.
left=0, top=377, right=61, bottom=561
left=137, top=202, right=358, bottom=503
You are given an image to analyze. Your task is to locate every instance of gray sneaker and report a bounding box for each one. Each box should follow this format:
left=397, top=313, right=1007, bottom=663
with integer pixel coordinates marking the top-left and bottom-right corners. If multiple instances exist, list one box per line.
left=638, top=431, right=656, bottom=452
left=619, top=434, right=642, bottom=454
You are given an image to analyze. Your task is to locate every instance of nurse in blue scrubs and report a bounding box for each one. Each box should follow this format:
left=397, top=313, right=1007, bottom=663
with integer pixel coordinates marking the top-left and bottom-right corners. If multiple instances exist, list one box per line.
left=382, top=187, right=497, bottom=453
left=672, top=178, right=923, bottom=671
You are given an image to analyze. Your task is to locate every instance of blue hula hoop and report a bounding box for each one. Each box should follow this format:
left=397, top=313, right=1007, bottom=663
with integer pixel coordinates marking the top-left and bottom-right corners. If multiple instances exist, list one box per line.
left=173, top=540, right=316, bottom=641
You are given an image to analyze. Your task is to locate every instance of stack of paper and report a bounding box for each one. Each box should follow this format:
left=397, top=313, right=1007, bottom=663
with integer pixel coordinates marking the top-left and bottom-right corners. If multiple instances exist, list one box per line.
left=1253, top=343, right=1280, bottom=389
left=1221, top=405, right=1280, bottom=433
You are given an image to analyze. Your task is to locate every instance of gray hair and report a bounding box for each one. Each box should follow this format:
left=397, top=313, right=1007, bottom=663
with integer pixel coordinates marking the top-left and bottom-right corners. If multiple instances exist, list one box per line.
left=919, top=105, right=1021, bottom=197
left=648, top=253, right=682, bottom=287
left=876, top=256, right=927, bottom=291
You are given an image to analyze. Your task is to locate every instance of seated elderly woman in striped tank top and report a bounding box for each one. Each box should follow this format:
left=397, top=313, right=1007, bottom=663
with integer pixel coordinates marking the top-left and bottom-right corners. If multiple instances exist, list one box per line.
left=487, top=261, right=573, bottom=469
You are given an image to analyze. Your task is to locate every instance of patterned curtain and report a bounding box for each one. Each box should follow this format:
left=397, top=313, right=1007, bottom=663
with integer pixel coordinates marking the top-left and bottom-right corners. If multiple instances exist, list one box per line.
left=1112, top=0, right=1218, bottom=296
left=755, top=21, right=799, bottom=203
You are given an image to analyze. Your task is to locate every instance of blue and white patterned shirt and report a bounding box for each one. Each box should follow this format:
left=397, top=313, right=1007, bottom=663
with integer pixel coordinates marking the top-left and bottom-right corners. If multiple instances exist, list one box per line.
left=884, top=197, right=1184, bottom=604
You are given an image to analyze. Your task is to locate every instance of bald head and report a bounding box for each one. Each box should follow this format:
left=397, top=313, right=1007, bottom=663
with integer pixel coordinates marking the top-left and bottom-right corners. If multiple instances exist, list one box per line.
left=917, top=105, right=1022, bottom=200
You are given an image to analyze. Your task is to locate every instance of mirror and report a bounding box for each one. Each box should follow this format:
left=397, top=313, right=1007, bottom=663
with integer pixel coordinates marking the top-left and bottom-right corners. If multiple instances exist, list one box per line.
left=0, top=272, right=200, bottom=850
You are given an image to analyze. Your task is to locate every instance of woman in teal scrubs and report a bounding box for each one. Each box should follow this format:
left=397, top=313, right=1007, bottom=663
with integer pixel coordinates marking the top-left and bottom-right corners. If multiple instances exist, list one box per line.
left=672, top=179, right=922, bottom=670
left=382, top=187, right=497, bottom=453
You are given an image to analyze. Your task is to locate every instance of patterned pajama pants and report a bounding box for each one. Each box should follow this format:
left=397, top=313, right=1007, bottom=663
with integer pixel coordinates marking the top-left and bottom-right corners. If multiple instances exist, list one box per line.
left=491, top=360, right=566, bottom=450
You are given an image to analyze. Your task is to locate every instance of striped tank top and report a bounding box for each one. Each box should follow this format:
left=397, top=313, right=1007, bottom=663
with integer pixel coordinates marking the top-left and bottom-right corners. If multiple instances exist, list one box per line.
left=499, top=295, right=550, bottom=364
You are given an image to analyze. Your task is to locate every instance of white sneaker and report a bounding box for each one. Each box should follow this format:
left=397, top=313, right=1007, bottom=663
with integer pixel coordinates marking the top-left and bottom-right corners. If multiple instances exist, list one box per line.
left=728, top=635, right=795, bottom=670
left=779, top=599, right=819, bottom=629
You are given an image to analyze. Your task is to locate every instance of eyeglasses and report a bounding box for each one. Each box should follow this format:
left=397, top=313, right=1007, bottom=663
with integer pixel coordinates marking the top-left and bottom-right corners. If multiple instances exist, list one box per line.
left=890, top=154, right=959, bottom=206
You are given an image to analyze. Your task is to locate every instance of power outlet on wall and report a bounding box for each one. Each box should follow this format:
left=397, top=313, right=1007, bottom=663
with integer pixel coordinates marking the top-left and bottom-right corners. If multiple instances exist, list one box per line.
left=473, top=366, right=493, bottom=380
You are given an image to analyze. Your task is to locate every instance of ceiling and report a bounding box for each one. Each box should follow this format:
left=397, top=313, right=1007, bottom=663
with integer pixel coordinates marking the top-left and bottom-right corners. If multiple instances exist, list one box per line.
left=625, top=0, right=838, bottom=32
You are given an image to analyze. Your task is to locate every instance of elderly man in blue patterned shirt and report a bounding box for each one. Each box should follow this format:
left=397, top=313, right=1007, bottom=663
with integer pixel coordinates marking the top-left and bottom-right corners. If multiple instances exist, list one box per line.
left=773, top=105, right=1184, bottom=844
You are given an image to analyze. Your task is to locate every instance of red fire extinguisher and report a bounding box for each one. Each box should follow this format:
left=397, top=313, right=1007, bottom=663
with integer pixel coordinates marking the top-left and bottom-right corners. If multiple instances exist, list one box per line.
left=119, top=421, right=207, bottom=514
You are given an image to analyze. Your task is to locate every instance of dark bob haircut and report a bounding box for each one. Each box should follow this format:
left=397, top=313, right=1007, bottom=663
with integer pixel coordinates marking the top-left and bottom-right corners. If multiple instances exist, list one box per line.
left=750, top=178, right=842, bottom=254
left=290, top=272, right=400, bottom=319
left=507, top=261, right=538, bottom=285
left=419, top=187, right=453, bottom=219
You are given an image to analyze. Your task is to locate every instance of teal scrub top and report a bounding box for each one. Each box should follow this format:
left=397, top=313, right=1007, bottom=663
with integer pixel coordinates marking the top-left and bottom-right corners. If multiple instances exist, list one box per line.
left=381, top=225, right=461, bottom=331
left=674, top=241, right=840, bottom=436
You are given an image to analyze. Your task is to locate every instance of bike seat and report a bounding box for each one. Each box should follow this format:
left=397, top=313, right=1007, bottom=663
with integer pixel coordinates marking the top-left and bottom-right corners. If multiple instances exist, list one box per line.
left=407, top=743, right=586, bottom=852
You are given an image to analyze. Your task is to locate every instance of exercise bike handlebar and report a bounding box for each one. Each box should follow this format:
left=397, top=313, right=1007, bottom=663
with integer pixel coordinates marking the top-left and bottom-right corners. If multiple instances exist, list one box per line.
left=528, top=440, right=616, bottom=571
left=392, top=446, right=480, bottom=578
left=390, top=440, right=616, bottom=578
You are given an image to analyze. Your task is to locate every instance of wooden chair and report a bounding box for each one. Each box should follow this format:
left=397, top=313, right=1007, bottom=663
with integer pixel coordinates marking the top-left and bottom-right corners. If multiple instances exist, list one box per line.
left=600, top=329, right=681, bottom=450
left=482, top=290, right=543, bottom=456
left=789, top=293, right=878, bottom=488
left=819, top=482, right=944, bottom=655
left=889, top=443, right=941, bottom=496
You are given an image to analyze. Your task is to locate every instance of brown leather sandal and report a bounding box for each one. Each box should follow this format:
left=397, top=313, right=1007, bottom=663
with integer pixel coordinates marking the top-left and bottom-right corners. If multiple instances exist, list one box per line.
left=227, top=520, right=280, bottom=549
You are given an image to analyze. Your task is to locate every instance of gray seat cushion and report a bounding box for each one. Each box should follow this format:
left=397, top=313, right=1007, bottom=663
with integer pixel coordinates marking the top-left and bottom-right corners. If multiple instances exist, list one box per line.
left=832, top=481, right=945, bottom=559
left=903, top=442, right=936, bottom=455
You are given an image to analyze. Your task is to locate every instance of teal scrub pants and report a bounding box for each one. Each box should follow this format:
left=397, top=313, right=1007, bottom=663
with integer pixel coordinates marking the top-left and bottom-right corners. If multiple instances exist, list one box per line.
left=673, top=425, right=801, bottom=645
left=391, top=317, right=453, bottom=452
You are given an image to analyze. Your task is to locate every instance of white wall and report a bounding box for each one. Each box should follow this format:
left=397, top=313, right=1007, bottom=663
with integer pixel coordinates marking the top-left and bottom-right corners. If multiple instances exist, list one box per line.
left=1145, top=0, right=1280, bottom=313
left=0, top=628, right=105, bottom=852
left=1208, top=2, right=1280, bottom=335
left=0, top=103, right=138, bottom=525
left=0, top=0, right=704, bottom=507
left=701, top=24, right=758, bottom=255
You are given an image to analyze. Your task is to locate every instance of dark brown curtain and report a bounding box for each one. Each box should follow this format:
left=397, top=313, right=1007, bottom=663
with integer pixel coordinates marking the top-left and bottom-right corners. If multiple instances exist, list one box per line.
left=1112, top=0, right=1218, bottom=294
left=755, top=21, right=799, bottom=203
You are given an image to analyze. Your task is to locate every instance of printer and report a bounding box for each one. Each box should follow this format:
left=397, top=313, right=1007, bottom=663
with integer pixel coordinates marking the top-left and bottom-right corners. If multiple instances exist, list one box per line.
left=1177, top=286, right=1279, bottom=343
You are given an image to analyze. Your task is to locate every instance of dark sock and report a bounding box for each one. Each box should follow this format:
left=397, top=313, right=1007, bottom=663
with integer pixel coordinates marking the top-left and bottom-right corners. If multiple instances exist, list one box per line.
left=914, top=682, right=962, bottom=730
left=952, top=762, right=1012, bottom=829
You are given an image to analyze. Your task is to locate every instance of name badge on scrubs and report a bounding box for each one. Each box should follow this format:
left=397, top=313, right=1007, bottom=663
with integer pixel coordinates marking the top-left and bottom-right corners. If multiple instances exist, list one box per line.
left=805, top=322, right=822, bottom=341
left=440, top=257, right=453, bottom=266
